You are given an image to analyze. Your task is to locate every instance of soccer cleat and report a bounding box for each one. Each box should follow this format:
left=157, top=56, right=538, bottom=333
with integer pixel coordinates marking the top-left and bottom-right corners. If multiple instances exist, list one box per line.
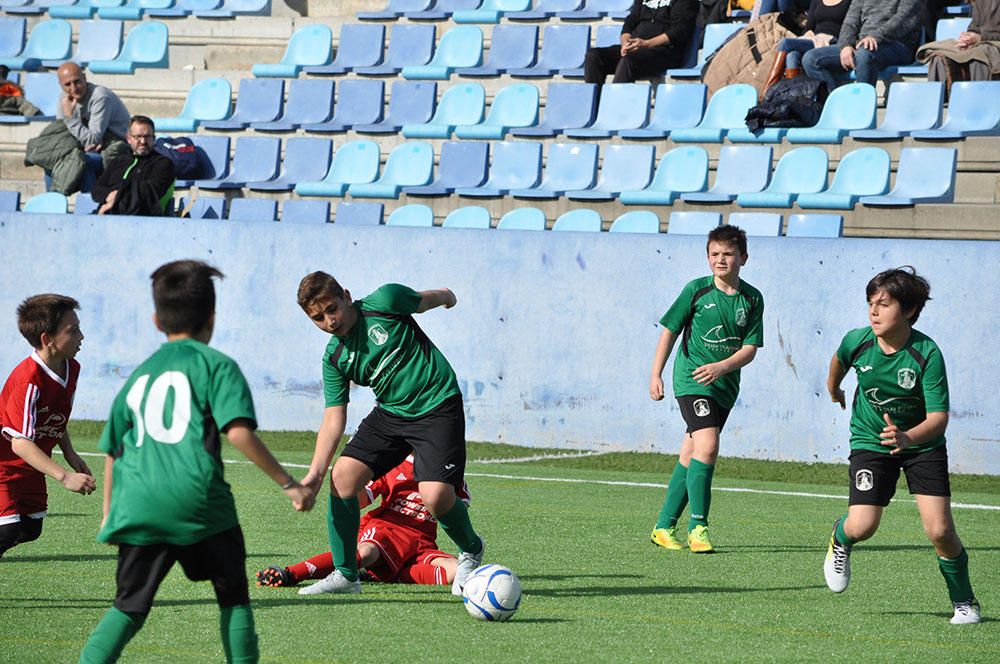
left=824, top=519, right=852, bottom=593
left=255, top=566, right=297, bottom=588
left=950, top=599, right=982, bottom=625
left=296, top=569, right=361, bottom=596
left=687, top=525, right=715, bottom=553
left=451, top=537, right=486, bottom=597
left=650, top=527, right=684, bottom=551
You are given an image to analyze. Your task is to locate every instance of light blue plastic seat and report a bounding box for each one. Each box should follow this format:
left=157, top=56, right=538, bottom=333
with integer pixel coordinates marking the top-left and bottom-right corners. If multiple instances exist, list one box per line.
left=152, top=78, right=231, bottom=133
left=402, top=25, right=483, bottom=80
left=557, top=0, right=630, bottom=20
left=97, top=0, right=173, bottom=19
left=356, top=24, right=435, bottom=76
left=21, top=72, right=61, bottom=119
left=281, top=199, right=330, bottom=224
left=786, top=213, right=843, bottom=238
left=911, top=81, right=1000, bottom=139
left=860, top=147, right=957, bottom=206
left=194, top=0, right=271, bottom=18
left=670, top=84, right=756, bottom=143
left=387, top=203, right=434, bottom=227
left=883, top=18, right=970, bottom=76
left=355, top=80, right=436, bottom=134
left=47, top=19, right=122, bottom=68
left=785, top=83, right=877, bottom=144
left=23, top=191, right=68, bottom=213
left=195, top=136, right=280, bottom=190
left=406, top=0, right=479, bottom=21
left=509, top=82, right=596, bottom=137
left=174, top=135, right=230, bottom=188
left=252, top=24, right=332, bottom=78
left=453, top=0, right=530, bottom=23
left=668, top=211, right=722, bottom=234
left=295, top=140, right=380, bottom=197
left=443, top=205, right=491, bottom=228
left=88, top=20, right=168, bottom=74
left=510, top=142, right=597, bottom=199
left=682, top=146, right=772, bottom=203
left=610, top=210, right=660, bottom=233
left=335, top=201, right=384, bottom=226
left=0, top=190, right=21, bottom=211
left=349, top=141, right=434, bottom=199
left=561, top=23, right=623, bottom=77
left=497, top=207, right=546, bottom=230
left=620, top=145, right=709, bottom=205
left=401, top=82, right=484, bottom=138
left=0, top=19, right=71, bottom=71
left=619, top=83, right=706, bottom=139
left=357, top=0, right=433, bottom=20
left=668, top=22, right=743, bottom=78
left=0, top=0, right=38, bottom=14
left=564, top=83, right=650, bottom=138
left=851, top=82, right=944, bottom=140
left=508, top=0, right=581, bottom=20
left=228, top=198, right=277, bottom=222
left=567, top=144, right=654, bottom=201
left=73, top=193, right=99, bottom=214
left=404, top=141, right=489, bottom=196
left=456, top=24, right=537, bottom=76
left=179, top=195, right=226, bottom=219
left=147, top=0, right=218, bottom=17
left=796, top=147, right=890, bottom=210
left=454, top=83, right=538, bottom=139
left=249, top=137, right=333, bottom=192
left=456, top=141, right=541, bottom=197
left=302, top=79, right=384, bottom=133
left=508, top=24, right=589, bottom=77
left=202, top=78, right=283, bottom=130
left=0, top=18, right=25, bottom=59
left=303, top=24, right=385, bottom=76
left=253, top=79, right=335, bottom=132
left=552, top=208, right=601, bottom=232
left=736, top=147, right=828, bottom=208
left=48, top=0, right=105, bottom=18
left=727, top=212, right=782, bottom=236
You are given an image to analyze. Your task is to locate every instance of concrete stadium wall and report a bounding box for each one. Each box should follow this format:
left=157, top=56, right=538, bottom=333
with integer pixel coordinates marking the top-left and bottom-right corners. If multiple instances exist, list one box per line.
left=1, top=213, right=998, bottom=475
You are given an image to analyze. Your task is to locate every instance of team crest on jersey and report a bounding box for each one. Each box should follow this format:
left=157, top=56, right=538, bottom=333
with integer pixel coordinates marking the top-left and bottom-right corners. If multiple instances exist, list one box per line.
left=897, top=368, right=916, bottom=390
left=643, top=0, right=673, bottom=8
left=855, top=469, right=873, bottom=492
left=735, top=307, right=747, bottom=327
left=368, top=323, right=389, bottom=346
left=693, top=399, right=711, bottom=417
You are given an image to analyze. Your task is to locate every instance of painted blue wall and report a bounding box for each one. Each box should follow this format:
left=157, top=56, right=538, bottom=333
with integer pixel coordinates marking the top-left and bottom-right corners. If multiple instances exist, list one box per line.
left=1, top=213, right=997, bottom=474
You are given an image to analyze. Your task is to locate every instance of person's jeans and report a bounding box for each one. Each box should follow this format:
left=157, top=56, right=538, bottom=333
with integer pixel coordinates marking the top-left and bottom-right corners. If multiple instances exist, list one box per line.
left=802, top=40, right=914, bottom=89
left=777, top=37, right=817, bottom=69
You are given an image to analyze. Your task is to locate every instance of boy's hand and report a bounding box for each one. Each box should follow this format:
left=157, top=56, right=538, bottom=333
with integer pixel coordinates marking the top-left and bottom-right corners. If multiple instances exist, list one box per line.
left=692, top=362, right=725, bottom=386
left=880, top=413, right=912, bottom=455
left=649, top=376, right=664, bottom=401
left=284, top=482, right=315, bottom=512
left=829, top=386, right=846, bottom=409
left=62, top=472, right=96, bottom=495
left=300, top=470, right=324, bottom=495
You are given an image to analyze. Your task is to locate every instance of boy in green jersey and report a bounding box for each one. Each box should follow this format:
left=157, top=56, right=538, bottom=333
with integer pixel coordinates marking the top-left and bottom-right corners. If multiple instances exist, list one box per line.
left=78, top=261, right=315, bottom=664
left=295, top=272, right=485, bottom=598
left=823, top=267, right=980, bottom=625
left=649, top=225, right=764, bottom=553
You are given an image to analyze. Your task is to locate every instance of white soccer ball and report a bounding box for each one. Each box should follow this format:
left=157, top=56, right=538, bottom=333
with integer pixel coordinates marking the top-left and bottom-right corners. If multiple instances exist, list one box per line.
left=462, top=564, right=522, bottom=622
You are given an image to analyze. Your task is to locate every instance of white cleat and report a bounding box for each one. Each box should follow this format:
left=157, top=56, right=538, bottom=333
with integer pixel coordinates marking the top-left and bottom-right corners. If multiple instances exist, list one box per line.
left=823, top=520, right=852, bottom=593
left=950, top=599, right=981, bottom=625
left=296, top=569, right=361, bottom=596
left=451, top=538, right=485, bottom=597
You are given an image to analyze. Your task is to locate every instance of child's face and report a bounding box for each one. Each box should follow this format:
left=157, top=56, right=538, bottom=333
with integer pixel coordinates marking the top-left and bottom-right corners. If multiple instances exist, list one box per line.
left=304, top=292, right=357, bottom=337
left=867, top=289, right=912, bottom=338
left=47, top=310, right=84, bottom=360
left=706, top=240, right=747, bottom=279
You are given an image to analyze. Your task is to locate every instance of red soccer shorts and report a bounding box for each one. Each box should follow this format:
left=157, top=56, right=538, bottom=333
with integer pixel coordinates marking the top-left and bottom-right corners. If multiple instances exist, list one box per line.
left=360, top=517, right=451, bottom=582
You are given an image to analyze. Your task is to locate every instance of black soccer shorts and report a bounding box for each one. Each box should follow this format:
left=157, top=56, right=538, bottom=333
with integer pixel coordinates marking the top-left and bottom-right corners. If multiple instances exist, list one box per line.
left=676, top=395, right=731, bottom=434
left=848, top=446, right=951, bottom=507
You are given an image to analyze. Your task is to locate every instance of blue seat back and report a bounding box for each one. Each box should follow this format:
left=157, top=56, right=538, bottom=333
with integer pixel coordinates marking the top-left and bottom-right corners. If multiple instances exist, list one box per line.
left=74, top=194, right=99, bottom=215
left=610, top=210, right=659, bottom=233
left=429, top=82, right=485, bottom=126
left=436, top=140, right=489, bottom=188
left=483, top=83, right=538, bottom=127
left=325, top=140, right=381, bottom=185
left=385, top=23, right=435, bottom=68
left=179, top=78, right=232, bottom=122
left=74, top=19, right=122, bottom=64
left=484, top=24, right=537, bottom=68
left=233, top=78, right=284, bottom=123
left=786, top=213, right=843, bottom=238
left=711, top=146, right=772, bottom=194
left=650, top=83, right=705, bottom=130
left=537, top=24, right=589, bottom=69
left=281, top=79, right=335, bottom=124
left=484, top=141, right=541, bottom=189
left=443, top=205, right=491, bottom=229
left=813, top=83, right=876, bottom=131
left=336, top=201, right=384, bottom=225
left=541, top=142, right=597, bottom=190
left=21, top=19, right=72, bottom=62
left=188, top=134, right=230, bottom=180
left=826, top=147, right=890, bottom=196
left=228, top=198, right=277, bottom=222
left=429, top=26, right=483, bottom=69
left=387, top=203, right=434, bottom=227
left=765, top=147, right=828, bottom=194
left=593, top=23, right=621, bottom=48
left=728, top=212, right=782, bottom=236
left=539, top=82, right=596, bottom=130
left=699, top=22, right=743, bottom=66
left=23, top=191, right=68, bottom=213
left=888, top=147, right=956, bottom=199
left=0, top=18, right=25, bottom=59
left=648, top=146, right=708, bottom=193
left=333, top=78, right=385, bottom=125
left=698, top=84, right=756, bottom=130
left=668, top=211, right=722, bottom=234
left=378, top=141, right=434, bottom=186
left=386, top=80, right=437, bottom=125
left=180, top=196, right=226, bottom=219
left=23, top=72, right=61, bottom=116
left=941, top=81, right=1000, bottom=132
left=552, top=208, right=601, bottom=232
left=118, top=20, right=167, bottom=65
left=591, top=83, right=650, bottom=131
left=282, top=199, right=330, bottom=224
left=279, top=137, right=333, bottom=183
left=0, top=190, right=21, bottom=211
left=879, top=81, right=944, bottom=131
left=936, top=17, right=971, bottom=41
left=497, top=207, right=545, bottom=230
left=421, top=0, right=478, bottom=11
left=230, top=136, right=281, bottom=182
left=333, top=23, right=385, bottom=68
left=596, top=144, right=654, bottom=191
left=282, top=24, right=333, bottom=67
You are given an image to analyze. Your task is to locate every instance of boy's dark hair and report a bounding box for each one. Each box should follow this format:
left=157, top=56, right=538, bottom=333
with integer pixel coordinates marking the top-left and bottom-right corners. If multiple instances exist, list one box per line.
left=297, top=271, right=345, bottom=311
left=151, top=260, right=224, bottom=334
left=17, top=294, right=80, bottom=349
left=866, top=266, right=931, bottom=324
left=707, top=224, right=748, bottom=257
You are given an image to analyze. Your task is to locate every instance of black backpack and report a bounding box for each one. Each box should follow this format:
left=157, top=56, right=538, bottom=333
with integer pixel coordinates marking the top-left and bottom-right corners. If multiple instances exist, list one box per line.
left=744, top=77, right=828, bottom=133
left=154, top=137, right=199, bottom=180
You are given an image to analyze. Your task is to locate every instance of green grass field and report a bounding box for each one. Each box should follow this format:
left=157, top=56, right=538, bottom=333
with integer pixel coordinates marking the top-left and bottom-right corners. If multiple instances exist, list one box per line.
left=2, top=423, right=998, bottom=663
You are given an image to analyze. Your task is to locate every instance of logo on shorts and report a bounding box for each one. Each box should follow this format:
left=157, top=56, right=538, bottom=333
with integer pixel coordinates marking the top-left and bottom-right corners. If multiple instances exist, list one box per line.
left=444, top=463, right=456, bottom=470
left=735, top=307, right=747, bottom=327
left=693, top=399, right=711, bottom=417
left=897, top=368, right=917, bottom=390
left=855, top=469, right=874, bottom=492
left=368, top=323, right=389, bottom=346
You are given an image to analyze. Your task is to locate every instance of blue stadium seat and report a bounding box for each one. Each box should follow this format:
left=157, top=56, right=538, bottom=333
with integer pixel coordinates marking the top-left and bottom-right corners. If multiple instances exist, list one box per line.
left=248, top=137, right=333, bottom=192
left=303, top=24, right=385, bottom=75
left=454, top=83, right=538, bottom=139
left=682, top=146, right=772, bottom=203
left=736, top=147, right=828, bottom=208
left=174, top=135, right=230, bottom=189
left=619, top=83, right=706, bottom=139
left=670, top=84, right=756, bottom=142
left=202, top=78, right=284, bottom=130
left=404, top=140, right=489, bottom=196
left=148, top=0, right=218, bottom=17
left=0, top=19, right=25, bottom=60
left=510, top=142, right=597, bottom=199
left=195, top=136, right=280, bottom=190
left=557, top=0, right=630, bottom=20
left=620, top=145, right=708, bottom=205
left=668, top=22, right=743, bottom=78
left=88, top=20, right=168, bottom=74
left=552, top=208, right=601, bottom=232
left=566, top=144, right=654, bottom=200
left=228, top=198, right=277, bottom=222
left=253, top=79, right=335, bottom=132
left=0, top=190, right=21, bottom=211
left=910, top=81, right=1000, bottom=139
left=97, top=0, right=173, bottom=20
left=785, top=213, right=843, bottom=238
left=497, top=207, right=546, bottom=230
left=301, top=79, right=385, bottom=133
left=406, top=0, right=479, bottom=20
left=387, top=203, right=435, bottom=227
left=281, top=199, right=330, bottom=224
left=882, top=18, right=970, bottom=76
left=335, top=201, right=385, bottom=225
left=356, top=24, right=435, bottom=76
left=193, top=0, right=271, bottom=17
left=456, top=141, right=542, bottom=197
left=354, top=80, right=436, bottom=134
left=402, top=25, right=483, bottom=80
left=357, top=0, right=433, bottom=20
left=509, top=82, right=596, bottom=137
left=508, top=0, right=581, bottom=20
left=179, top=195, right=226, bottom=219
left=23, top=191, right=68, bottom=213
left=610, top=210, right=660, bottom=233
left=48, top=19, right=122, bottom=68
left=851, top=82, right=944, bottom=140
left=0, top=19, right=71, bottom=71
left=727, top=212, right=782, bottom=236
left=564, top=83, right=650, bottom=138
left=252, top=24, right=332, bottom=78
left=667, top=211, right=722, bottom=234
left=796, top=147, right=890, bottom=210
left=73, top=193, right=98, bottom=214
left=153, top=78, right=232, bottom=133
left=561, top=24, right=623, bottom=77
left=860, top=147, right=957, bottom=206
left=507, top=24, right=589, bottom=77
left=0, top=0, right=40, bottom=15
left=443, top=205, right=491, bottom=228
left=20, top=72, right=61, bottom=120
left=48, top=0, right=104, bottom=18
left=349, top=141, right=434, bottom=198
left=785, top=83, right=877, bottom=144
left=295, top=140, right=381, bottom=197
left=401, top=82, right=484, bottom=138
left=456, top=24, right=537, bottom=76
left=453, top=0, right=530, bottom=24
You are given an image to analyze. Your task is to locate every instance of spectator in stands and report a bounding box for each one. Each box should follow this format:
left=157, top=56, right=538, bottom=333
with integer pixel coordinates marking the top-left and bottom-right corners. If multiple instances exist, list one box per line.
left=764, top=0, right=853, bottom=91
left=583, top=0, right=699, bottom=87
left=919, top=0, right=1000, bottom=94
left=801, top=0, right=924, bottom=90
left=91, top=116, right=175, bottom=217
left=0, top=65, right=40, bottom=119
left=753, top=0, right=811, bottom=19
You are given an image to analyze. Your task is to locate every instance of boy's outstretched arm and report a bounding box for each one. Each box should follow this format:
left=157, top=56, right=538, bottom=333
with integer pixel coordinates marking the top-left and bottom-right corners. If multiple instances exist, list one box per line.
left=11, top=437, right=95, bottom=495
left=57, top=431, right=92, bottom=477
left=649, top=327, right=678, bottom=401
left=416, top=289, right=457, bottom=313
left=827, top=354, right=847, bottom=409
left=692, top=344, right=758, bottom=386
left=301, top=405, right=348, bottom=495
left=225, top=419, right=315, bottom=512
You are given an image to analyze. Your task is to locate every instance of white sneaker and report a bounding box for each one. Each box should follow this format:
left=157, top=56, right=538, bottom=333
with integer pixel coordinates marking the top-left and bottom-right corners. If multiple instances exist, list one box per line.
left=950, top=599, right=981, bottom=625
left=297, top=569, right=361, bottom=596
left=451, top=537, right=485, bottom=597
left=823, top=520, right=852, bottom=593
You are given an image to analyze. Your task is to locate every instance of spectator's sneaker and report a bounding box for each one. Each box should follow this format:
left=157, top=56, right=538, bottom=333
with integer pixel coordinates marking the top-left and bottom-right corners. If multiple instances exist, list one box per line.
left=255, top=566, right=297, bottom=588
left=950, top=599, right=981, bottom=625
left=824, top=519, right=852, bottom=593
left=297, top=570, right=361, bottom=596
left=687, top=525, right=715, bottom=553
left=451, top=537, right=485, bottom=597
left=650, top=527, right=684, bottom=551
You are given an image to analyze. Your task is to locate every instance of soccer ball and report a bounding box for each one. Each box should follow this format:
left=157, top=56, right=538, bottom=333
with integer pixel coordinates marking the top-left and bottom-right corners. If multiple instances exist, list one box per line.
left=462, top=564, right=522, bottom=622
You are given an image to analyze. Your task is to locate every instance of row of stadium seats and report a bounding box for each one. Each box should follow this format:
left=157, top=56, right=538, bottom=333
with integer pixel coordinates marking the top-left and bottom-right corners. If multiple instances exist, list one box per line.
left=0, top=0, right=268, bottom=18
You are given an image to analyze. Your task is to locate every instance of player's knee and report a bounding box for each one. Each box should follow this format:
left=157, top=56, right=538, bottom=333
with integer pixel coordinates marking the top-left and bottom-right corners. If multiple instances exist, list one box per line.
left=923, top=522, right=957, bottom=549
left=330, top=466, right=366, bottom=498
left=357, top=542, right=380, bottom=567
left=419, top=486, right=455, bottom=516
left=16, top=518, right=43, bottom=544
left=0, top=523, right=21, bottom=553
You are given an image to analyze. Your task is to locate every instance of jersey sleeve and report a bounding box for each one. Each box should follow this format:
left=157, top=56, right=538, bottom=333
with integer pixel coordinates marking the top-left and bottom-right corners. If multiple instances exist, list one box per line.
left=367, top=283, right=422, bottom=315
left=922, top=346, right=949, bottom=413
left=835, top=329, right=863, bottom=371
left=363, top=476, right=390, bottom=515
left=98, top=388, right=131, bottom=457
left=742, top=294, right=764, bottom=347
left=1, top=377, right=39, bottom=442
left=209, top=357, right=258, bottom=431
left=322, top=349, right=349, bottom=408
left=658, top=281, right=695, bottom=334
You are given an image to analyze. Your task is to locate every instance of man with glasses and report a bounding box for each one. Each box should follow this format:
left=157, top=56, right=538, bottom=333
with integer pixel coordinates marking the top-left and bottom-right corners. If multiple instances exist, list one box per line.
left=91, top=116, right=175, bottom=217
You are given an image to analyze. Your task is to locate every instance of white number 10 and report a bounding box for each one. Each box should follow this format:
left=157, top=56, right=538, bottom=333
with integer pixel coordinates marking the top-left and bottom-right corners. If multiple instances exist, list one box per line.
left=125, top=372, right=192, bottom=447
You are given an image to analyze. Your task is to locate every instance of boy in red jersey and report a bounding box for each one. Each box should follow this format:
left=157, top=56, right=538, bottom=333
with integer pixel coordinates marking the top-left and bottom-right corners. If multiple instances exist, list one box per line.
left=0, top=294, right=95, bottom=558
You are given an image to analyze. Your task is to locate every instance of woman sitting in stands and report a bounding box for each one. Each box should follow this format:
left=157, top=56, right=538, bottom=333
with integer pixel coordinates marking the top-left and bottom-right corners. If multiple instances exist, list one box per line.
left=764, top=0, right=852, bottom=91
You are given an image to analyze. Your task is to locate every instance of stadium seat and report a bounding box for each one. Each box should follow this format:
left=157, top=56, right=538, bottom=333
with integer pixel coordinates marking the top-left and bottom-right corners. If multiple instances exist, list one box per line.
left=73, top=193, right=98, bottom=214
left=736, top=147, right=829, bottom=208
left=0, top=190, right=21, bottom=212
left=386, top=204, right=435, bottom=227
left=404, top=141, right=489, bottom=196
left=454, top=83, right=539, bottom=139
left=0, top=19, right=71, bottom=71
left=510, top=142, right=597, bottom=199
left=355, top=24, right=435, bottom=76
left=46, top=19, right=122, bottom=68
left=850, top=82, right=944, bottom=140
left=195, top=136, right=280, bottom=190
left=910, top=81, right=1000, bottom=139
left=670, top=84, right=756, bottom=142
left=0, top=19, right=25, bottom=61
left=727, top=212, right=782, bottom=236
left=456, top=24, right=537, bottom=76
left=88, top=20, right=168, bottom=74
left=295, top=140, right=380, bottom=197
left=336, top=202, right=385, bottom=226
left=148, top=0, right=219, bottom=17
left=202, top=78, right=284, bottom=130
left=228, top=198, right=277, bottom=222
left=453, top=0, right=530, bottom=24
left=281, top=199, right=330, bottom=224
left=252, top=24, right=333, bottom=78
left=668, top=22, right=743, bottom=78
left=354, top=81, right=436, bottom=134
left=881, top=18, right=970, bottom=77
left=401, top=82, right=484, bottom=138
left=179, top=195, right=226, bottom=219
left=402, top=26, right=483, bottom=80
left=253, top=79, right=336, bottom=132
left=507, top=24, right=589, bottom=77
left=609, top=210, right=660, bottom=233
left=508, top=0, right=581, bottom=20
left=22, top=191, right=68, bottom=213
left=174, top=135, right=230, bottom=189
left=860, top=147, right=957, bottom=206
left=785, top=213, right=843, bottom=238
left=552, top=208, right=601, bottom=232
left=564, top=83, right=650, bottom=138
left=667, top=211, right=722, bottom=234
left=153, top=78, right=232, bottom=133
left=497, top=207, right=546, bottom=230
left=406, top=0, right=479, bottom=21
left=193, top=0, right=271, bottom=18
left=48, top=0, right=104, bottom=18
left=456, top=141, right=542, bottom=197
left=302, top=24, right=385, bottom=76
left=348, top=141, right=434, bottom=198
left=557, top=0, right=630, bottom=20
left=561, top=24, right=623, bottom=77
left=566, top=144, right=654, bottom=201
left=682, top=146, right=772, bottom=203
left=509, top=82, right=596, bottom=137
left=442, top=206, right=491, bottom=229
left=357, top=0, right=433, bottom=20
left=97, top=0, right=173, bottom=20
left=785, top=83, right=877, bottom=144
left=301, top=79, right=385, bottom=133
left=17, top=72, right=62, bottom=120
left=0, top=0, right=40, bottom=15
left=619, top=83, right=706, bottom=139
left=796, top=147, right=890, bottom=210
left=248, top=137, right=333, bottom=192
left=620, top=145, right=709, bottom=205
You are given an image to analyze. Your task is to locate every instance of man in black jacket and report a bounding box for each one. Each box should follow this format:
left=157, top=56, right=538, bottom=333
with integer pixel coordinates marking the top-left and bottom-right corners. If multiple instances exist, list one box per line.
left=583, top=0, right=699, bottom=85
left=92, top=115, right=175, bottom=217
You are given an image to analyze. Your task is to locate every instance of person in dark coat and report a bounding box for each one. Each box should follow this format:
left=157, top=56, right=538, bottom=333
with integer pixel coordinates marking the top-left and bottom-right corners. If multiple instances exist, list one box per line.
left=92, top=116, right=175, bottom=217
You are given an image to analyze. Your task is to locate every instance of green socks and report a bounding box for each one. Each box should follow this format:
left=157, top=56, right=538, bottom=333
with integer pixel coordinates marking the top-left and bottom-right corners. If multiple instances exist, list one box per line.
left=328, top=494, right=360, bottom=581
left=686, top=459, right=715, bottom=531
left=834, top=514, right=856, bottom=547
left=220, top=604, right=259, bottom=664
left=77, top=607, right=145, bottom=664
left=655, top=462, right=689, bottom=530
left=938, top=548, right=974, bottom=603
left=436, top=497, right=483, bottom=554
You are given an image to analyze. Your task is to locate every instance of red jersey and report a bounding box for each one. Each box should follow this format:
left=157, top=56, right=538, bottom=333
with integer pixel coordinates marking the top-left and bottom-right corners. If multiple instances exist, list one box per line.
left=362, top=456, right=471, bottom=540
left=0, top=352, right=80, bottom=482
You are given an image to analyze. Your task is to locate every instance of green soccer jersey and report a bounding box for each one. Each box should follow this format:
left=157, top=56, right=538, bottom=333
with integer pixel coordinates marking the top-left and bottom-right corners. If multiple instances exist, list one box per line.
left=836, top=327, right=948, bottom=455
left=323, top=284, right=461, bottom=418
left=660, top=276, right=764, bottom=410
left=98, top=339, right=256, bottom=546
